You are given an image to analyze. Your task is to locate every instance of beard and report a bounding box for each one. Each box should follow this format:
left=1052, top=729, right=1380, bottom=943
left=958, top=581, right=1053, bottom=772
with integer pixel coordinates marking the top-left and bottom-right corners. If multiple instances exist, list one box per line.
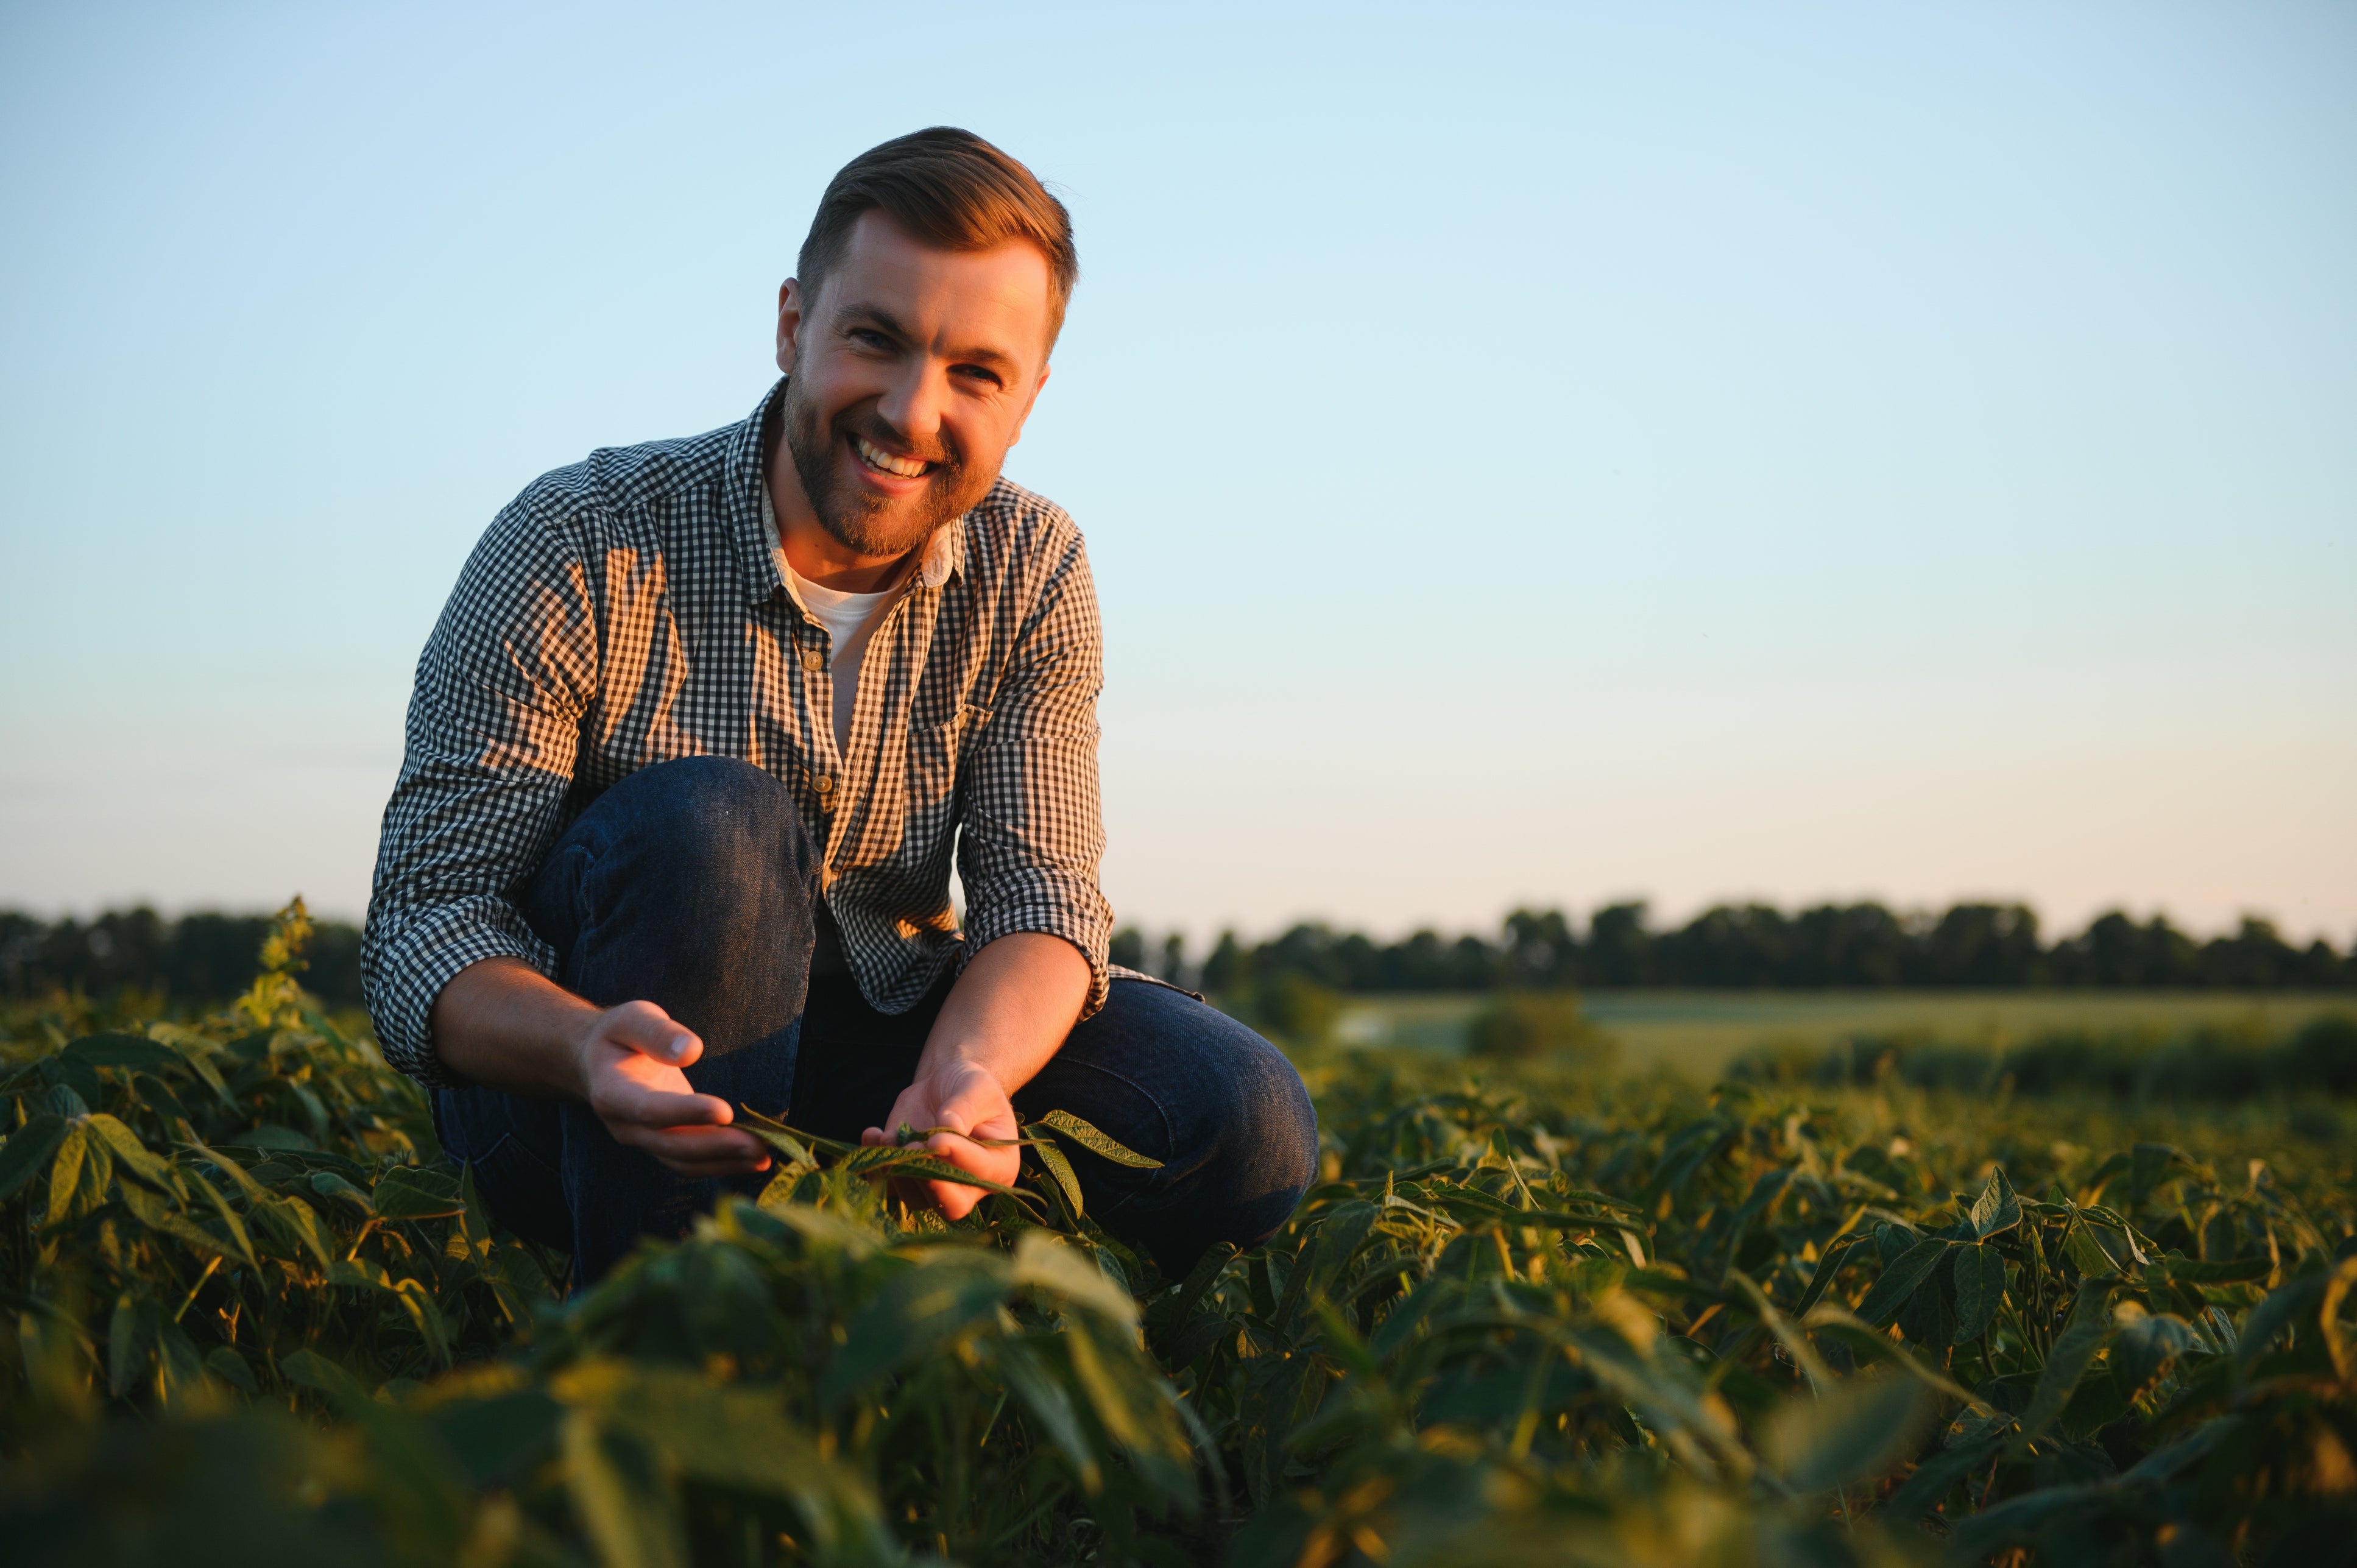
left=779, top=376, right=995, bottom=559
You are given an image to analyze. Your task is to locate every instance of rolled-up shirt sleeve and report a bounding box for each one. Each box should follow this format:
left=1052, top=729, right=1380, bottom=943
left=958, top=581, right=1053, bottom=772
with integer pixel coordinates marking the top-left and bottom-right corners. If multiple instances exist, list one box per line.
left=955, top=529, right=1115, bottom=1017
left=361, top=490, right=597, bottom=1087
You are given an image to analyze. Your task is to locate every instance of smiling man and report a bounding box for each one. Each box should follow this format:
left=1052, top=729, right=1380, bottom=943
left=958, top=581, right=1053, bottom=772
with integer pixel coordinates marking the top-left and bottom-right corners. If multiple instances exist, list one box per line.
left=361, top=129, right=1316, bottom=1285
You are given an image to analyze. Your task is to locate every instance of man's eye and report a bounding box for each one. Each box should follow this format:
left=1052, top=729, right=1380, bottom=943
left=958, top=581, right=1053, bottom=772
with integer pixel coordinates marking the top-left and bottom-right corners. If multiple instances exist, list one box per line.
left=851, top=329, right=893, bottom=350
left=953, top=365, right=1003, bottom=389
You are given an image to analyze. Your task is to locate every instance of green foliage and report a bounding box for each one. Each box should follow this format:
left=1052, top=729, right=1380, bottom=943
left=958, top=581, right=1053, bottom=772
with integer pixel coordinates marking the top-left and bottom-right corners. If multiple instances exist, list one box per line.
left=1252, top=975, right=1343, bottom=1050
left=4, top=905, right=2355, bottom=1566
left=1463, top=991, right=1615, bottom=1070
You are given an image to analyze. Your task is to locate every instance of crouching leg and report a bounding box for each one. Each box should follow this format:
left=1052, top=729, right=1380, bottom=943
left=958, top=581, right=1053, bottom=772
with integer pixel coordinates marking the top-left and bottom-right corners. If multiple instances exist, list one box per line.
left=1012, top=978, right=1318, bottom=1278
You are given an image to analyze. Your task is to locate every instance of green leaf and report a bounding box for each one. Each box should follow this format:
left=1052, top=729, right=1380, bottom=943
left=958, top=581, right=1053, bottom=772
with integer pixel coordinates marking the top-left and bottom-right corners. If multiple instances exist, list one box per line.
left=1885, top=1429, right=2007, bottom=1520
left=2067, top=1218, right=2138, bottom=1279
left=735, top=1114, right=810, bottom=1166
left=1856, top=1235, right=1951, bottom=1325
left=1764, top=1373, right=1934, bottom=1492
left=995, top=1336, right=1103, bottom=1493
left=44, top=1124, right=89, bottom=1231
left=2162, top=1254, right=2270, bottom=1284
left=264, top=1194, right=337, bottom=1273
left=117, top=1180, right=237, bottom=1261
left=1792, top=1235, right=1864, bottom=1318
left=554, top=1363, right=896, bottom=1558
left=0, top=1114, right=69, bottom=1202
left=1800, top=1305, right=1988, bottom=1409
left=1726, top=1270, right=1836, bottom=1390
left=1968, top=1167, right=2021, bottom=1239
left=204, top=1344, right=258, bottom=1395
left=1897, top=1265, right=1957, bottom=1351
left=177, top=1164, right=259, bottom=1268
left=1034, top=1135, right=1085, bottom=1218
left=2111, top=1301, right=2203, bottom=1393
left=281, top=1346, right=373, bottom=1406
left=83, top=1114, right=173, bottom=1189
left=64, top=1033, right=185, bottom=1073
left=833, top=1143, right=1045, bottom=1210
left=1012, top=1231, right=1141, bottom=1326
left=1952, top=1242, right=2006, bottom=1343
left=372, top=1164, right=466, bottom=1220
left=2129, top=1142, right=2200, bottom=1204
left=561, top=1409, right=688, bottom=1568
left=1062, top=1315, right=1194, bottom=1503
left=819, top=1251, right=1012, bottom=1404
left=2015, top=1281, right=2116, bottom=1449
left=308, top=1169, right=375, bottom=1215
left=1148, top=1241, right=1237, bottom=1337
left=1039, top=1109, right=1164, bottom=1168
left=2235, top=1271, right=2327, bottom=1378
left=185, top=1142, right=272, bottom=1207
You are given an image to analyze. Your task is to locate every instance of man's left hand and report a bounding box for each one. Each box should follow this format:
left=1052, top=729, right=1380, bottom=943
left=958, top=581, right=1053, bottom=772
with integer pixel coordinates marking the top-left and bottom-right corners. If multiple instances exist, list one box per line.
left=863, top=1059, right=1022, bottom=1220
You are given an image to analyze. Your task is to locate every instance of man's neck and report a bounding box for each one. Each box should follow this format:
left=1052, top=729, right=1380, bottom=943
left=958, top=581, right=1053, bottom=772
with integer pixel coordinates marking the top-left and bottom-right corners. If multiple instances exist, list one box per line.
left=766, top=445, right=917, bottom=595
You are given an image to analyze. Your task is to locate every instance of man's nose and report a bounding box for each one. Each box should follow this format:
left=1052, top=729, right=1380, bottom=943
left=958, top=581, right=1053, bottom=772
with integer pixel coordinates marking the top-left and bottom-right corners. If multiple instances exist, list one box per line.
left=876, top=361, right=949, bottom=454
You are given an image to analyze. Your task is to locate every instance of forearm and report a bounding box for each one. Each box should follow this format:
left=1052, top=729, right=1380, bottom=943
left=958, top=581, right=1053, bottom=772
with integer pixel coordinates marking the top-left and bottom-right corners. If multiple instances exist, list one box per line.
left=429, top=956, right=604, bottom=1098
left=916, top=932, right=1091, bottom=1098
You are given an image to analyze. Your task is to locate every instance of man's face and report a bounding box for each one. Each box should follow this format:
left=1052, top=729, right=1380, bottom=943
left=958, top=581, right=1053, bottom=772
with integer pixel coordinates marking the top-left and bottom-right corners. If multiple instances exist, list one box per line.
left=774, top=211, right=1056, bottom=558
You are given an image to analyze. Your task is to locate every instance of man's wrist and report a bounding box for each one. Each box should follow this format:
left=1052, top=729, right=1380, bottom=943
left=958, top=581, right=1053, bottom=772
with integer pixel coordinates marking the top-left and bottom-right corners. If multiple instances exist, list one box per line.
left=561, top=1003, right=611, bottom=1102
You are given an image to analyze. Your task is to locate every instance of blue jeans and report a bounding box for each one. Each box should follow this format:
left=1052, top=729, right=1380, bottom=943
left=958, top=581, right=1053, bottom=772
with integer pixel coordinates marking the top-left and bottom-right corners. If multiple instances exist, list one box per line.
left=434, top=757, right=1318, bottom=1286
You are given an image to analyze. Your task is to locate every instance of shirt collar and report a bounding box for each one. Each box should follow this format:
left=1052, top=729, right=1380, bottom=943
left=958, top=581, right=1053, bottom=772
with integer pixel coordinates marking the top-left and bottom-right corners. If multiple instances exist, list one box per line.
left=729, top=376, right=967, bottom=604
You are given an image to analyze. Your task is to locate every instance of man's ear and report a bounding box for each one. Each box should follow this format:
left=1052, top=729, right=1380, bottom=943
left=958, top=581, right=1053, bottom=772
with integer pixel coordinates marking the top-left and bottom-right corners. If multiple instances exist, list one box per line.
left=1004, top=361, right=1051, bottom=449
left=774, top=278, right=807, bottom=375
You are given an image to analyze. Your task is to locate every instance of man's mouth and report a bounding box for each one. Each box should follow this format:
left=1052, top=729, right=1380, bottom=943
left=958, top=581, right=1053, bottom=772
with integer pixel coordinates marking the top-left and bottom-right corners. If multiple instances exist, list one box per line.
left=853, top=434, right=933, bottom=480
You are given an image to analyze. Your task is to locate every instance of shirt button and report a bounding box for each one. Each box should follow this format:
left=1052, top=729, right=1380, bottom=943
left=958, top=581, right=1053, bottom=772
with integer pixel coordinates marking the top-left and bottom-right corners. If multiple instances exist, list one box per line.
left=800, top=651, right=821, bottom=672
left=814, top=774, right=833, bottom=793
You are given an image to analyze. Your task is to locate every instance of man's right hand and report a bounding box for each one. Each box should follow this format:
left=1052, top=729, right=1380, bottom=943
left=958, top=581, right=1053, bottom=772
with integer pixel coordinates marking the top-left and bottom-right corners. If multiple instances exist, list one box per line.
left=431, top=959, right=770, bottom=1179
left=574, top=1001, right=772, bottom=1178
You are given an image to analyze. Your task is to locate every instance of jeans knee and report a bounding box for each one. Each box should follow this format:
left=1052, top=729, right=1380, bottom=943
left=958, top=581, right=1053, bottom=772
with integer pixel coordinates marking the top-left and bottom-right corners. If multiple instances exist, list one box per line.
left=1207, top=1028, right=1318, bottom=1234
left=617, top=757, right=803, bottom=875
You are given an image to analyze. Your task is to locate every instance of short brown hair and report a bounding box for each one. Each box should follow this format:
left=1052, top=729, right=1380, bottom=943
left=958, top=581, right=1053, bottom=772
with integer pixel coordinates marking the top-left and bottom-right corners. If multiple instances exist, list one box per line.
left=797, top=127, right=1078, bottom=343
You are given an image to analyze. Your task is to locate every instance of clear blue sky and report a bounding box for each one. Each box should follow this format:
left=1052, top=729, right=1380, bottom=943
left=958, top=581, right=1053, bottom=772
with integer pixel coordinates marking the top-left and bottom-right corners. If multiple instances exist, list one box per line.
left=3, top=1, right=2352, bottom=946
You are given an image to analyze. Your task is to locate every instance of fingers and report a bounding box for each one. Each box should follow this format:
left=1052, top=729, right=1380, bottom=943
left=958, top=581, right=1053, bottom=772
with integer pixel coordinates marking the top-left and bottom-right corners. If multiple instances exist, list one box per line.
left=612, top=1121, right=772, bottom=1176
left=599, top=1071, right=735, bottom=1129
left=599, top=1000, right=705, bottom=1068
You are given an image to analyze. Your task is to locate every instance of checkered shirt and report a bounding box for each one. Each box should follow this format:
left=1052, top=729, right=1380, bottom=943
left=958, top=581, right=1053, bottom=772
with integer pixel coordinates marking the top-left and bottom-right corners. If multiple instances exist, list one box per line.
left=361, top=379, right=1114, bottom=1089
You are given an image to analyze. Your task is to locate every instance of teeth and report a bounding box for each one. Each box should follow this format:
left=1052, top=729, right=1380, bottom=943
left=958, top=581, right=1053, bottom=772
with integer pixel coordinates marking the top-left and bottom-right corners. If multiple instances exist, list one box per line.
left=855, top=436, right=928, bottom=478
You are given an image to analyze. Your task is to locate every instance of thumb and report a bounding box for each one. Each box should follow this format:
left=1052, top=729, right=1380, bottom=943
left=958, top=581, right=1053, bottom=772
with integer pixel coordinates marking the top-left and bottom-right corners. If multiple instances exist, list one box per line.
left=603, top=1001, right=704, bottom=1068
left=932, top=1071, right=1012, bottom=1137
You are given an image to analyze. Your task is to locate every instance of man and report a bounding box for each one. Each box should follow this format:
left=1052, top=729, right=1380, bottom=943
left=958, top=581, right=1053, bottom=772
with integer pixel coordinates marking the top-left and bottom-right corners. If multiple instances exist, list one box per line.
left=361, top=128, right=1316, bottom=1286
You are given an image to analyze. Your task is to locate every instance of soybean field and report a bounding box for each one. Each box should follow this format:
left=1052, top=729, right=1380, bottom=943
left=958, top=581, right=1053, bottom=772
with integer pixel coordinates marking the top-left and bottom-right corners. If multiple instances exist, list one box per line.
left=2, top=905, right=2353, bottom=1566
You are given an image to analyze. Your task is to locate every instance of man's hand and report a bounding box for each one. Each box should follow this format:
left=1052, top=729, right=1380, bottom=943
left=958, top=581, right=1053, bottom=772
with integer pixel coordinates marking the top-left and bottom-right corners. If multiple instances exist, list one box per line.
left=575, top=1001, right=772, bottom=1178
left=859, top=933, right=1090, bottom=1220
left=862, top=1059, right=1020, bottom=1220
left=430, top=960, right=770, bottom=1178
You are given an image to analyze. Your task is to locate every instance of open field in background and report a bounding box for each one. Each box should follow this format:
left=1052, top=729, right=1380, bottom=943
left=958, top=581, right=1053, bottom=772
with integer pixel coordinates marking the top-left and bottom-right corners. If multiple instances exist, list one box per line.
left=1333, top=990, right=2357, bottom=1081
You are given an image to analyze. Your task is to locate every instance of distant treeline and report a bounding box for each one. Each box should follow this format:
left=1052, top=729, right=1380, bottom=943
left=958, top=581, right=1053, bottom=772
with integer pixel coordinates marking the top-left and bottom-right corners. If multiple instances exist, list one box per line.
left=0, top=908, right=364, bottom=1006
left=9, top=899, right=2351, bottom=1008
left=1116, top=902, right=2356, bottom=995
left=1731, top=1014, right=2357, bottom=1118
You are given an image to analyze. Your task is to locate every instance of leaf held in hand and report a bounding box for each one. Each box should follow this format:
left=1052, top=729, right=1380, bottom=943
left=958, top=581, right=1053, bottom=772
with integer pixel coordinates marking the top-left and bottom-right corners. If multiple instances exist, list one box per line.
left=1038, top=1110, right=1163, bottom=1169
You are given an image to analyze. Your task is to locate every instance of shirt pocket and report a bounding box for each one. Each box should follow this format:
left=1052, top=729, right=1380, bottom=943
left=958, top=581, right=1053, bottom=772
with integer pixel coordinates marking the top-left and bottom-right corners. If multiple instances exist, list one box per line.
left=903, top=701, right=991, bottom=803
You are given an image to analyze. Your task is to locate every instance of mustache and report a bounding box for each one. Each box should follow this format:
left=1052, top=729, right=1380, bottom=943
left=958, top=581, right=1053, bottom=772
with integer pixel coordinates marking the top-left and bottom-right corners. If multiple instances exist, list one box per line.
left=843, top=410, right=958, bottom=473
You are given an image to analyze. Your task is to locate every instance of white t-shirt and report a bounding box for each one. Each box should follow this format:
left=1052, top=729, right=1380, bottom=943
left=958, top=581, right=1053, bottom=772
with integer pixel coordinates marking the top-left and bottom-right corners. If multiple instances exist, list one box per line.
left=776, top=550, right=896, bottom=754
